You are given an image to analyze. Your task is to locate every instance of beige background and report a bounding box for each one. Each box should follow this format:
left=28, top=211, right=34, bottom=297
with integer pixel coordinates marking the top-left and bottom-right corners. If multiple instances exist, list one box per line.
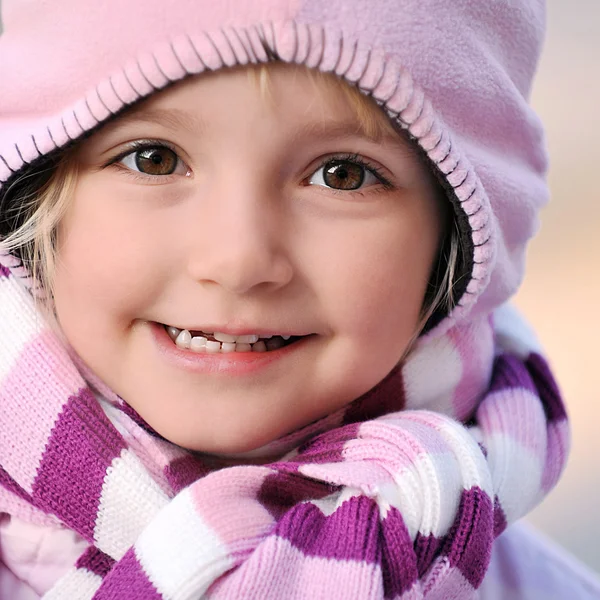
left=516, top=0, right=600, bottom=573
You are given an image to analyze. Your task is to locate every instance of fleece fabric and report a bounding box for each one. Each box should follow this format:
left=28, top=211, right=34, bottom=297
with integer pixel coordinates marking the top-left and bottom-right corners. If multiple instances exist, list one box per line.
left=0, top=0, right=550, bottom=325
left=0, top=0, right=581, bottom=598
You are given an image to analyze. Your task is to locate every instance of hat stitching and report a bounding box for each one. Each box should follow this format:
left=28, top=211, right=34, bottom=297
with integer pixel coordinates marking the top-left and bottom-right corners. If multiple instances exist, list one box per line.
left=0, top=21, right=491, bottom=327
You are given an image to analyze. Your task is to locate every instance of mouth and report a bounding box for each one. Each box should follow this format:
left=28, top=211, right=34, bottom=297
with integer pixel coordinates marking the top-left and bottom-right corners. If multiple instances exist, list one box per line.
left=163, top=324, right=304, bottom=354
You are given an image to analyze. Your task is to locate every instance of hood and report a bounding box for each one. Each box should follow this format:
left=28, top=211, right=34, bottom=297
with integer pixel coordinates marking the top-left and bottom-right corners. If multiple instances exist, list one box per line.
left=0, top=8, right=572, bottom=598
left=0, top=0, right=548, bottom=333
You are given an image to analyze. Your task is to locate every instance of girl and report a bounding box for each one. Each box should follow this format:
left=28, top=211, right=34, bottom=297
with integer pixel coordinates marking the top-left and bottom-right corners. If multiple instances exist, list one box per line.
left=0, top=0, right=597, bottom=598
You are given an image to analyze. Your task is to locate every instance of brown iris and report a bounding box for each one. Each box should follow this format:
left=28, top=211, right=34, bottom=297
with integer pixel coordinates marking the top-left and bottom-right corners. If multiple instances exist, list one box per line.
left=135, top=147, right=178, bottom=176
left=323, top=160, right=365, bottom=190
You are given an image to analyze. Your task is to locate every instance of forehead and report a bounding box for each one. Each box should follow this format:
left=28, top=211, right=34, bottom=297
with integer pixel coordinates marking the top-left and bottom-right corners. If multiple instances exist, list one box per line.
left=103, top=63, right=401, bottom=145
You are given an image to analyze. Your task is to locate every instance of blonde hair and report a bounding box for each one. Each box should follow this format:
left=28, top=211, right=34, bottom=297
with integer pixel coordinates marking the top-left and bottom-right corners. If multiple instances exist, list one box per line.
left=247, top=63, right=398, bottom=142
left=2, top=149, right=78, bottom=304
left=1, top=63, right=459, bottom=325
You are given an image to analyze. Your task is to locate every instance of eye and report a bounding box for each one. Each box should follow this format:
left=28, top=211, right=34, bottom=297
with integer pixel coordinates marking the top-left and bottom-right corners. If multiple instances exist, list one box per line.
left=119, top=145, right=188, bottom=177
left=308, top=158, right=382, bottom=191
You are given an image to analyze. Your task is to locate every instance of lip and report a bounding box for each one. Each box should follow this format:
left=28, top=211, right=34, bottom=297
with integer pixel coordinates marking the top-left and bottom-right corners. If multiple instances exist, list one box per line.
left=149, top=321, right=310, bottom=375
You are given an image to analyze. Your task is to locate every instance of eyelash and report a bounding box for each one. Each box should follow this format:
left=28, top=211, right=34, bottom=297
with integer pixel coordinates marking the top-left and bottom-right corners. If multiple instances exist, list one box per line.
left=309, top=153, right=393, bottom=191
left=105, top=140, right=186, bottom=182
left=105, top=143, right=394, bottom=191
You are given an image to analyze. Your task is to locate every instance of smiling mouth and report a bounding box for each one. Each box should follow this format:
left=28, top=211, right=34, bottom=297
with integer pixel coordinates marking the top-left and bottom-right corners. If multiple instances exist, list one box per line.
left=163, top=325, right=304, bottom=353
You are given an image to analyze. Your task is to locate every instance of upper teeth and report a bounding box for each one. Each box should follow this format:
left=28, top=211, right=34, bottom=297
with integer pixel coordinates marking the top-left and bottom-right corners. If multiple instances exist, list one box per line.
left=214, top=332, right=259, bottom=344
left=166, top=326, right=291, bottom=353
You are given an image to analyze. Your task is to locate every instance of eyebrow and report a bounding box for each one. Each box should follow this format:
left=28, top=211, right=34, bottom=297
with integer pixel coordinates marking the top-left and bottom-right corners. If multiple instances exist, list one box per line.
left=110, top=107, right=207, bottom=136
left=104, top=107, right=408, bottom=152
left=289, top=119, right=410, bottom=151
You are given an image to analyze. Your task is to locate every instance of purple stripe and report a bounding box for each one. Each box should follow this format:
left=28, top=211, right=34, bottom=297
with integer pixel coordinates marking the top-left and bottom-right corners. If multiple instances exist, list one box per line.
left=257, top=470, right=335, bottom=520
left=31, top=387, right=127, bottom=541
left=274, top=495, right=380, bottom=562
left=0, top=263, right=10, bottom=278
left=441, top=486, right=493, bottom=588
left=164, top=454, right=210, bottom=494
left=93, top=548, right=162, bottom=599
left=526, top=353, right=567, bottom=422
left=0, top=464, right=32, bottom=502
left=493, top=495, right=507, bottom=536
left=342, top=363, right=405, bottom=425
left=380, top=506, right=419, bottom=597
left=76, top=546, right=115, bottom=578
left=414, top=532, right=442, bottom=579
left=488, top=353, right=537, bottom=396
left=489, top=352, right=567, bottom=423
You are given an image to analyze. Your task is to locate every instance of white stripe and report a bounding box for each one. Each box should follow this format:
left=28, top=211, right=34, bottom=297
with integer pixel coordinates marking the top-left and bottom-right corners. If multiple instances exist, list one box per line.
left=303, top=451, right=472, bottom=540
left=372, top=451, right=465, bottom=539
left=485, top=432, right=543, bottom=523
left=0, top=276, right=63, bottom=491
left=309, top=487, right=360, bottom=517
left=94, top=448, right=170, bottom=559
left=0, top=275, right=41, bottom=382
left=43, top=567, right=103, bottom=600
left=494, top=303, right=543, bottom=358
left=403, top=333, right=462, bottom=414
left=135, top=486, right=234, bottom=600
left=379, top=414, right=491, bottom=536
left=435, top=417, right=493, bottom=494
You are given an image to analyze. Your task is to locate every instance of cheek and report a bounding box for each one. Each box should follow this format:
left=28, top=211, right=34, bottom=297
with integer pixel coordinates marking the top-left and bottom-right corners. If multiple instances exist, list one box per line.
left=311, top=212, right=440, bottom=342
left=52, top=182, right=168, bottom=325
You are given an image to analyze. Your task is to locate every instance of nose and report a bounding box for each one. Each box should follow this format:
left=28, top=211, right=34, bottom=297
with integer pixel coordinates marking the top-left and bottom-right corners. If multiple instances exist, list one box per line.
left=185, top=185, right=294, bottom=295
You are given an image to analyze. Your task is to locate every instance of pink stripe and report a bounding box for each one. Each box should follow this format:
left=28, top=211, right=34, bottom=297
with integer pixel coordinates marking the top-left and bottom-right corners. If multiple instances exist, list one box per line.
left=0, top=485, right=58, bottom=526
left=449, top=320, right=494, bottom=421
left=189, top=466, right=276, bottom=551
left=541, top=420, right=570, bottom=493
left=478, top=388, right=547, bottom=455
left=396, top=583, right=425, bottom=600
left=0, top=330, right=84, bottom=492
left=299, top=417, right=455, bottom=487
left=422, top=562, right=475, bottom=600
left=209, top=535, right=382, bottom=599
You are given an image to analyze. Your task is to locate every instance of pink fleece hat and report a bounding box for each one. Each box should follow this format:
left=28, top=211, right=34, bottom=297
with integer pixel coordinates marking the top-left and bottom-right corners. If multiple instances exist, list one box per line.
left=0, top=0, right=548, bottom=332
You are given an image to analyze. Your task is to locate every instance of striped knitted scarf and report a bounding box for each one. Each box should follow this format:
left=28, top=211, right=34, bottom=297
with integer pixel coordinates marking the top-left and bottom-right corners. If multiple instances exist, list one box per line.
left=0, top=248, right=569, bottom=599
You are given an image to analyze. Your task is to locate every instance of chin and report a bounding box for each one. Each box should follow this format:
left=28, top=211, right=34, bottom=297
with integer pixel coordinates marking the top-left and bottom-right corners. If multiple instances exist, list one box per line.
left=155, top=418, right=290, bottom=457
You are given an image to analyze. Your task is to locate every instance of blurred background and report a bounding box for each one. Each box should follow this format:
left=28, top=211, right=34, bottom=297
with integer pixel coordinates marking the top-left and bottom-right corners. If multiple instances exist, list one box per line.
left=516, top=0, right=600, bottom=573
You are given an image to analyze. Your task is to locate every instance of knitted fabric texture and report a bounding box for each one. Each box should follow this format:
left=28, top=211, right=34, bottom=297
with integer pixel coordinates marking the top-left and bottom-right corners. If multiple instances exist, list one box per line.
left=0, top=0, right=569, bottom=598
left=0, top=254, right=568, bottom=598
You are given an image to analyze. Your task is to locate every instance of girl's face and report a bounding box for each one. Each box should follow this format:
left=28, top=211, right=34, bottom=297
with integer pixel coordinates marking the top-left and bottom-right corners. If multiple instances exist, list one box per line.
left=53, top=64, right=443, bottom=454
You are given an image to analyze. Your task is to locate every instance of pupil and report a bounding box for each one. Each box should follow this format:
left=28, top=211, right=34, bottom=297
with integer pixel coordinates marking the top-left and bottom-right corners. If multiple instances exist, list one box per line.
left=324, top=160, right=364, bottom=190
left=136, top=147, right=177, bottom=175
